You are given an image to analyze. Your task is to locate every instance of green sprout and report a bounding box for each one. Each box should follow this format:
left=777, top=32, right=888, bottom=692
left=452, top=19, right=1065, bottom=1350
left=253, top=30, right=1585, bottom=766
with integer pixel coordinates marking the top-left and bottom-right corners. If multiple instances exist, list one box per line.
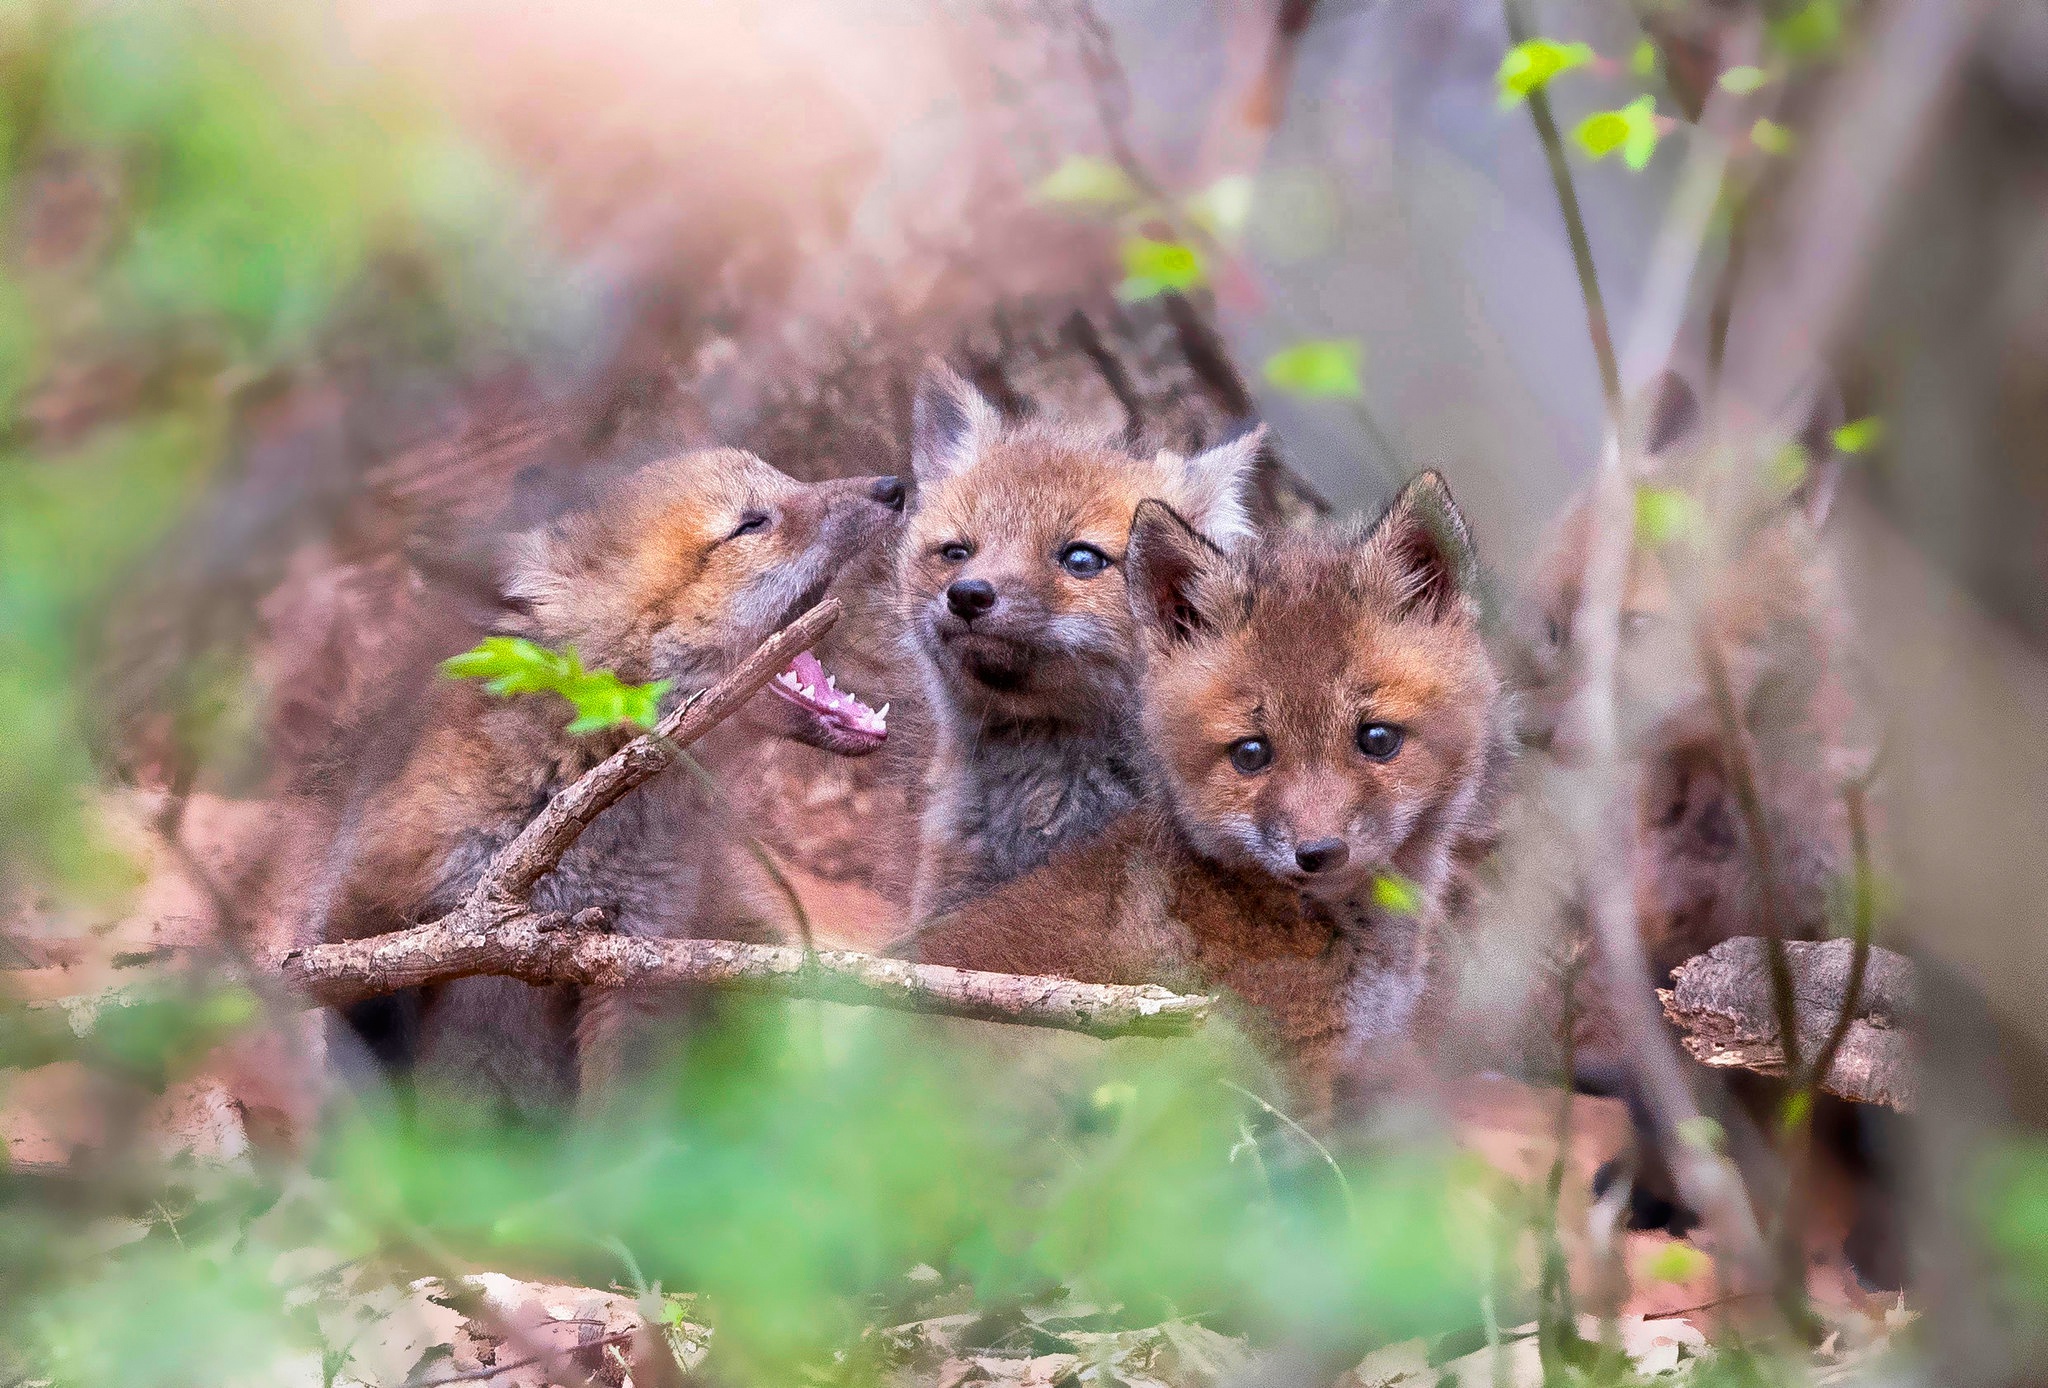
left=1263, top=340, right=1365, bottom=399
left=442, top=636, right=670, bottom=735
left=1116, top=237, right=1206, bottom=301
left=1034, top=155, right=1141, bottom=208
left=1495, top=38, right=1594, bottom=108
left=1573, top=95, right=1661, bottom=171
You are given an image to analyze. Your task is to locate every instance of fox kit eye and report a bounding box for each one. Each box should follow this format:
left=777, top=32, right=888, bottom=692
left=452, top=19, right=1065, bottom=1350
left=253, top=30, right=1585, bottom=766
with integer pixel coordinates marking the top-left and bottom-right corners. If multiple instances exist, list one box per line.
left=1356, top=722, right=1403, bottom=761
left=1058, top=542, right=1111, bottom=578
left=728, top=511, right=772, bottom=540
left=938, top=541, right=973, bottom=563
left=1227, top=736, right=1273, bottom=775
left=1545, top=614, right=1565, bottom=649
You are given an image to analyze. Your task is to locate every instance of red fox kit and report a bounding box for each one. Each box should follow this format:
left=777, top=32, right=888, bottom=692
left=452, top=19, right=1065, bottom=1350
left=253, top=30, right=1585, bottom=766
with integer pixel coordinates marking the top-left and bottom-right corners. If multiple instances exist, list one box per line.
left=306, top=448, right=904, bottom=1117
left=899, top=364, right=1262, bottom=919
left=907, top=476, right=1515, bottom=1116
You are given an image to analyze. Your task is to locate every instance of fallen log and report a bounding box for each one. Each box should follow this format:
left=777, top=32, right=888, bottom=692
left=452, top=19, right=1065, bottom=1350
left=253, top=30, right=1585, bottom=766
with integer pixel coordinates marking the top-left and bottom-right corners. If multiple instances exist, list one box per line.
left=1659, top=937, right=1915, bottom=1111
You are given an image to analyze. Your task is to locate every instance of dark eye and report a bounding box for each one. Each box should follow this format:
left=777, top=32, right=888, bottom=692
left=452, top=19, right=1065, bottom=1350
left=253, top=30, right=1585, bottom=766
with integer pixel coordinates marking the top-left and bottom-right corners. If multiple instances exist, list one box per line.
left=938, top=541, right=973, bottom=563
left=1545, top=614, right=1566, bottom=649
left=728, top=511, right=771, bottom=540
left=1058, top=542, right=1111, bottom=578
left=1228, top=737, right=1273, bottom=775
left=1356, top=722, right=1403, bottom=761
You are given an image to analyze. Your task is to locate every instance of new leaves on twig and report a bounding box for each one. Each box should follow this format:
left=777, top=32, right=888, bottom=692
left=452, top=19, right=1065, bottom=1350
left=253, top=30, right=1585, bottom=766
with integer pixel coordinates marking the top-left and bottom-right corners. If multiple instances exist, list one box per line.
left=1574, top=96, right=1662, bottom=171
left=1496, top=38, right=1594, bottom=107
left=443, top=637, right=670, bottom=735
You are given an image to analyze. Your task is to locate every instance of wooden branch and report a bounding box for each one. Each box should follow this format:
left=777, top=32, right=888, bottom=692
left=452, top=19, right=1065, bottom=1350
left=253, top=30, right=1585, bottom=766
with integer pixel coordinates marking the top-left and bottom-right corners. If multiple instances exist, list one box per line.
left=1660, top=937, right=1916, bottom=1112
left=278, top=595, right=1212, bottom=1039
left=483, top=598, right=845, bottom=903
left=283, top=918, right=1212, bottom=1038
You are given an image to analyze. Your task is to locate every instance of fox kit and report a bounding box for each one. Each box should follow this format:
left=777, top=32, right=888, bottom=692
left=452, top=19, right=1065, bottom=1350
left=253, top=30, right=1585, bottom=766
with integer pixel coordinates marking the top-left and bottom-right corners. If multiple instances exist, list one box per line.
left=908, top=476, right=1515, bottom=1116
left=1460, top=373, right=1889, bottom=1258
left=899, top=364, right=1261, bottom=919
left=306, top=448, right=904, bottom=1117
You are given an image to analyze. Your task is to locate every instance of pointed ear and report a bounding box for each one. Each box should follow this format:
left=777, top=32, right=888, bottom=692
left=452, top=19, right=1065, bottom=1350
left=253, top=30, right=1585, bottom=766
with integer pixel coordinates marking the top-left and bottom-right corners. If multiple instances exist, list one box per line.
left=1788, top=375, right=1846, bottom=531
left=1162, top=423, right=1263, bottom=548
left=911, top=361, right=1003, bottom=488
left=1125, top=499, right=1237, bottom=646
left=1364, top=470, right=1476, bottom=622
left=1641, top=370, right=1702, bottom=457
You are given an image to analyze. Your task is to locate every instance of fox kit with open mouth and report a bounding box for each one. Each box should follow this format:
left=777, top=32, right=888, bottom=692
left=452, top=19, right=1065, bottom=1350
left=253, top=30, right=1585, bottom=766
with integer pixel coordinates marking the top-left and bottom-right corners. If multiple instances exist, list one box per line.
left=907, top=475, right=1515, bottom=1117
left=899, top=364, right=1261, bottom=920
left=307, top=448, right=904, bottom=1117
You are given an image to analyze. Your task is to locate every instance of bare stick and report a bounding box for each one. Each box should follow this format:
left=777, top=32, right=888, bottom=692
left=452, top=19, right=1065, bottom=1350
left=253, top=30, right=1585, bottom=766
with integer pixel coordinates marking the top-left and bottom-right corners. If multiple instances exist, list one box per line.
left=284, top=922, right=1211, bottom=1039
left=480, top=599, right=843, bottom=905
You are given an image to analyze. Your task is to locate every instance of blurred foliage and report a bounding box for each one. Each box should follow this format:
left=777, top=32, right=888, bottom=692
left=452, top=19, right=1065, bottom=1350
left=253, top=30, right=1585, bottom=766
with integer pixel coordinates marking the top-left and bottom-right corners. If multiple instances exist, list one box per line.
left=0, top=992, right=1514, bottom=1386
left=1116, top=237, right=1205, bottom=302
left=1263, top=340, right=1365, bottom=400
left=0, top=0, right=558, bottom=892
left=443, top=637, right=671, bottom=736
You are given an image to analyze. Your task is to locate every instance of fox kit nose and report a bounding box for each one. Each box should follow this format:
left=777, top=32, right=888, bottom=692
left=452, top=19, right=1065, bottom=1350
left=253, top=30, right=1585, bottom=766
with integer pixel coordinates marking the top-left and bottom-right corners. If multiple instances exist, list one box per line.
left=868, top=475, right=905, bottom=511
left=946, top=578, right=997, bottom=620
left=1294, top=838, right=1350, bottom=874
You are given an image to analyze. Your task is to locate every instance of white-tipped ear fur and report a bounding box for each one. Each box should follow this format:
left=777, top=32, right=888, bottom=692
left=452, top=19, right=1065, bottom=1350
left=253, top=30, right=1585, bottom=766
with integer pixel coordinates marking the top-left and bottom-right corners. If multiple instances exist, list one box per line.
left=1160, top=424, right=1263, bottom=549
left=911, top=362, right=1004, bottom=488
left=498, top=527, right=571, bottom=627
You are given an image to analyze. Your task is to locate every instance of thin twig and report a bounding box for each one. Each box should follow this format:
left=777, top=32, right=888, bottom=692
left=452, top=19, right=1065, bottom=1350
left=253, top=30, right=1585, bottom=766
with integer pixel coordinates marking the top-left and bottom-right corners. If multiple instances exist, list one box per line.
left=1503, top=0, right=1621, bottom=420
left=1803, top=776, right=1877, bottom=1092
left=1218, top=1078, right=1355, bottom=1221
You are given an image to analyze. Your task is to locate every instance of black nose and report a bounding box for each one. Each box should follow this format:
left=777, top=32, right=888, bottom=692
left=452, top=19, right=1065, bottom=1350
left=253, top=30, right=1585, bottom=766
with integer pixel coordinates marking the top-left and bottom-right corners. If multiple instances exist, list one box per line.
left=869, top=475, right=905, bottom=511
left=946, top=578, right=997, bottom=619
left=1294, top=838, right=1350, bottom=874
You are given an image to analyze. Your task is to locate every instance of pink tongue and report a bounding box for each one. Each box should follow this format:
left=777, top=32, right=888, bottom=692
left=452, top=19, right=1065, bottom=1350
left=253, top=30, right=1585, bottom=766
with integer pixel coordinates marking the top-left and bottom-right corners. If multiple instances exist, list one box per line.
left=775, top=650, right=887, bottom=736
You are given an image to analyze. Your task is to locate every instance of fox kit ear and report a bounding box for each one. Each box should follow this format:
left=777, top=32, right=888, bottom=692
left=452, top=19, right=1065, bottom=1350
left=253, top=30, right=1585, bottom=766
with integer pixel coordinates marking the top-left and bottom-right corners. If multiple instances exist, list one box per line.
left=492, top=527, right=574, bottom=635
left=911, top=362, right=1003, bottom=489
left=1160, top=424, right=1262, bottom=548
left=1364, top=469, right=1476, bottom=623
left=1125, top=498, right=1237, bottom=646
left=1641, top=370, right=1702, bottom=457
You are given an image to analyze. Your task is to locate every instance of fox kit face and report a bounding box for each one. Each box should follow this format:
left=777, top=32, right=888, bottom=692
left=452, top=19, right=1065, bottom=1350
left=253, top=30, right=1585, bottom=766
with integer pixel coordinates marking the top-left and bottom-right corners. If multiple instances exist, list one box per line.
left=1510, top=372, right=1844, bottom=760
left=899, top=365, right=1260, bottom=725
left=501, top=447, right=905, bottom=754
left=1124, top=475, right=1504, bottom=906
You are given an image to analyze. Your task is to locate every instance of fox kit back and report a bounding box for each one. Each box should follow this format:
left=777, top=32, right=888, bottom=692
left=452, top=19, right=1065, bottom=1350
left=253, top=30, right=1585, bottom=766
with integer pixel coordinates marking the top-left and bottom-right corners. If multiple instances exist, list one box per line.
left=898, top=364, right=1261, bottom=919
left=305, top=448, right=904, bottom=1119
left=910, top=475, right=1514, bottom=1117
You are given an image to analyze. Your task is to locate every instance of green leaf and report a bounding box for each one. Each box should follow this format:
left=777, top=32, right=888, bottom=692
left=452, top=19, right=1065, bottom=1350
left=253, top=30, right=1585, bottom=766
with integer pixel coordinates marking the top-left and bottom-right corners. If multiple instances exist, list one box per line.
left=1371, top=873, right=1422, bottom=915
left=1034, top=155, right=1140, bottom=208
left=1770, top=0, right=1842, bottom=59
left=1718, top=65, right=1770, bottom=94
left=1629, top=39, right=1658, bottom=78
left=1634, top=484, right=1705, bottom=548
left=443, top=636, right=669, bottom=734
left=1263, top=340, right=1364, bottom=399
left=1185, top=174, right=1255, bottom=241
left=1116, top=237, right=1205, bottom=301
left=1573, top=96, right=1660, bottom=170
left=1833, top=416, right=1885, bottom=454
left=1495, top=39, right=1594, bottom=108
left=1645, top=1242, right=1711, bottom=1284
left=1767, top=441, right=1810, bottom=496
left=1778, top=1087, right=1813, bottom=1138
left=1750, top=118, right=1794, bottom=156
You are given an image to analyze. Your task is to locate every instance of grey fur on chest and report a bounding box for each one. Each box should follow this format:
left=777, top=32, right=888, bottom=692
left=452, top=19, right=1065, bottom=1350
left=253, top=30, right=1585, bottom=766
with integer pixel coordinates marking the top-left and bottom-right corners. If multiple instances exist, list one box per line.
left=934, top=727, right=1145, bottom=905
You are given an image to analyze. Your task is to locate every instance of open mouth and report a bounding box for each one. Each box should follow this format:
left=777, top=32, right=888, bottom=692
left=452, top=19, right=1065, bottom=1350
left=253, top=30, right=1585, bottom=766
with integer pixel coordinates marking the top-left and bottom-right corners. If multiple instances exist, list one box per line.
left=769, top=649, right=888, bottom=751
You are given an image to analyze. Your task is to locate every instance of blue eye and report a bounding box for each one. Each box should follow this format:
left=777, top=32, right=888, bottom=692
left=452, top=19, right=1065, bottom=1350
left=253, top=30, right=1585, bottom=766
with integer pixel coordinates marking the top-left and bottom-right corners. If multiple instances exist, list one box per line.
left=1059, top=543, right=1110, bottom=578
left=938, top=541, right=973, bottom=563
left=1228, top=737, right=1272, bottom=775
left=1357, top=723, right=1403, bottom=761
